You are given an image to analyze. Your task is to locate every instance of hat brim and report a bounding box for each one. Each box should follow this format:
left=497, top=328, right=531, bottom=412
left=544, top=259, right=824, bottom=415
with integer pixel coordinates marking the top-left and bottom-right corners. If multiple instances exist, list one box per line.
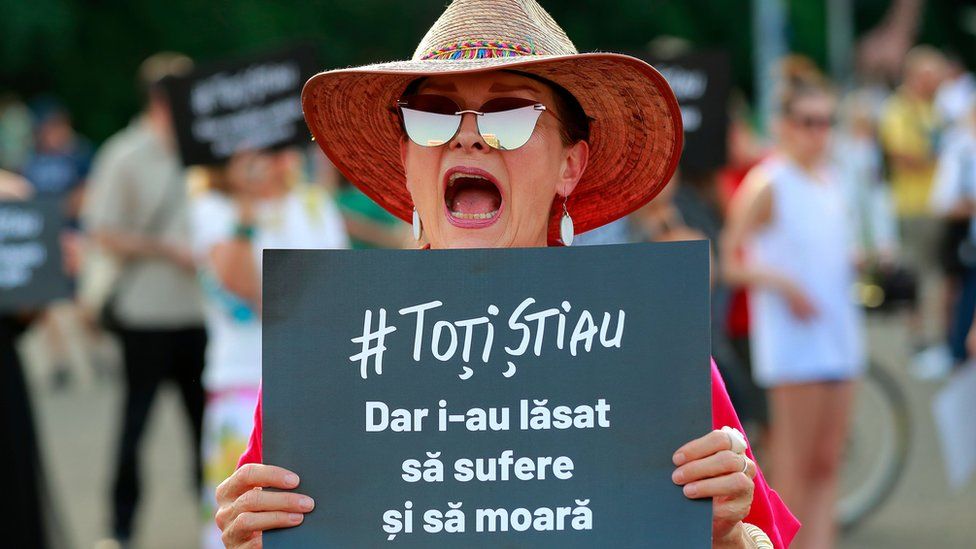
left=302, top=52, right=683, bottom=243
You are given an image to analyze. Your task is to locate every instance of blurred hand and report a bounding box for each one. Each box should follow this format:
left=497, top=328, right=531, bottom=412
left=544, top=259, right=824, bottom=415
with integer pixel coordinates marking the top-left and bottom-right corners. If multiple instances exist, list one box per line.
left=0, top=170, right=32, bottom=200
left=61, top=231, right=83, bottom=276
left=215, top=464, right=314, bottom=548
left=857, top=24, right=913, bottom=81
left=781, top=282, right=817, bottom=321
left=672, top=430, right=757, bottom=548
left=966, top=322, right=976, bottom=360
left=159, top=241, right=196, bottom=272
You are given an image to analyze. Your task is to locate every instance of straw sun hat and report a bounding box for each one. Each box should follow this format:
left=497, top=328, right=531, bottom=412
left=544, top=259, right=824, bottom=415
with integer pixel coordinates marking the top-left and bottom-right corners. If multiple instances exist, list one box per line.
left=302, top=0, right=683, bottom=242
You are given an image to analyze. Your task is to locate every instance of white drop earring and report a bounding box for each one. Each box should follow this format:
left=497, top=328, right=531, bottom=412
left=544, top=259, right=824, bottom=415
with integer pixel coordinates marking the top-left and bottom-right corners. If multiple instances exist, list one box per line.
left=412, top=207, right=423, bottom=241
left=560, top=197, right=574, bottom=246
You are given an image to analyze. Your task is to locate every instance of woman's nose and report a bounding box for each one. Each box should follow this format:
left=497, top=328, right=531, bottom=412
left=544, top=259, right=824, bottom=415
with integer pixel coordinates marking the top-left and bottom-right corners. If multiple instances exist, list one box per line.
left=451, top=112, right=489, bottom=152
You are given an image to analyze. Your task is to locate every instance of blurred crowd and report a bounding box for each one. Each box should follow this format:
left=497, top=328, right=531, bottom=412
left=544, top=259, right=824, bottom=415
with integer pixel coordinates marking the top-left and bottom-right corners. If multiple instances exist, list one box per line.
left=578, top=44, right=976, bottom=548
left=2, top=40, right=975, bottom=548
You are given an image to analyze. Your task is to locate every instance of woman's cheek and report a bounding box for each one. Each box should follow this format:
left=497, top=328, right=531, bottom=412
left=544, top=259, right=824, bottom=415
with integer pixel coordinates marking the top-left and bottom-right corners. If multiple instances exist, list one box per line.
left=405, top=150, right=441, bottom=209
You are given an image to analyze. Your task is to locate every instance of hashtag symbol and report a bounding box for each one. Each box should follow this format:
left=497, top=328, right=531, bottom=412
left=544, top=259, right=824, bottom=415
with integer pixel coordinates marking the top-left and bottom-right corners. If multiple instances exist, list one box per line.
left=349, top=308, right=398, bottom=379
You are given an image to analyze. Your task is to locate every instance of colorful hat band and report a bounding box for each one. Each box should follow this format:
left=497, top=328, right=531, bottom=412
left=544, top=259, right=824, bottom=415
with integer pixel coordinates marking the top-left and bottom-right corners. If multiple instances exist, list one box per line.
left=420, top=40, right=537, bottom=60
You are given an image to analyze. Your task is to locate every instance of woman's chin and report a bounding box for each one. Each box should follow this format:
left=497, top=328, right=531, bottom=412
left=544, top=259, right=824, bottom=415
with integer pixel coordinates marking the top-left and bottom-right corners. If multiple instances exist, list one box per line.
left=429, top=223, right=508, bottom=249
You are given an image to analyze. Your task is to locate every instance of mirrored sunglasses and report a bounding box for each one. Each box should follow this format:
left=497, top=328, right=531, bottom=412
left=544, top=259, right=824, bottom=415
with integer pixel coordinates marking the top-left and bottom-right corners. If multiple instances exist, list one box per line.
left=790, top=114, right=836, bottom=130
left=396, top=94, right=553, bottom=150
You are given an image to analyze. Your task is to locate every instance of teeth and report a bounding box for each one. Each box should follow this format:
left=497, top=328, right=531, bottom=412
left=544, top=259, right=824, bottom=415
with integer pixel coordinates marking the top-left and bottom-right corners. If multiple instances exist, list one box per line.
left=450, top=210, right=498, bottom=220
left=448, top=172, right=489, bottom=186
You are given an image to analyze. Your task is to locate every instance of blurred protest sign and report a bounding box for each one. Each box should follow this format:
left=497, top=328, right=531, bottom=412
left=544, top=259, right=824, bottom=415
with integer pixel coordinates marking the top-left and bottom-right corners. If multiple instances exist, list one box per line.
left=263, top=243, right=711, bottom=547
left=0, top=199, right=69, bottom=311
left=933, top=363, right=976, bottom=491
left=163, top=45, right=317, bottom=166
left=643, top=51, right=731, bottom=172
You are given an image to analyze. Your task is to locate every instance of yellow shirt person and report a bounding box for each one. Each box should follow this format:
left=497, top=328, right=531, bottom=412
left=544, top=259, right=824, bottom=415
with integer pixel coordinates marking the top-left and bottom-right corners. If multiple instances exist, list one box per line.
left=880, top=91, right=941, bottom=218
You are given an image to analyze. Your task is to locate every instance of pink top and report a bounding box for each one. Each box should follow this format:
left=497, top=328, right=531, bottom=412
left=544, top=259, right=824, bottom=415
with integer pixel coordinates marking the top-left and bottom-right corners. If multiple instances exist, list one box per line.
left=238, top=360, right=800, bottom=547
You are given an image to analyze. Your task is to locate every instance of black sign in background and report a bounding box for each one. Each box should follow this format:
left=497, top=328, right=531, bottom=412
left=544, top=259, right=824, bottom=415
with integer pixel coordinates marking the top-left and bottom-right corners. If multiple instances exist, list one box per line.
left=263, top=243, right=711, bottom=548
left=0, top=199, right=70, bottom=311
left=644, top=51, right=732, bottom=172
left=164, top=45, right=317, bottom=166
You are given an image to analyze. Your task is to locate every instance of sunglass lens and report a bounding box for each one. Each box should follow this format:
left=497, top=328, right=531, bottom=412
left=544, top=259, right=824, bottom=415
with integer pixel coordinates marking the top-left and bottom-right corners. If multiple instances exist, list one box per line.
left=477, top=104, right=544, bottom=150
left=401, top=108, right=461, bottom=147
left=406, top=94, right=460, bottom=115
left=795, top=115, right=834, bottom=130
left=399, top=95, right=462, bottom=147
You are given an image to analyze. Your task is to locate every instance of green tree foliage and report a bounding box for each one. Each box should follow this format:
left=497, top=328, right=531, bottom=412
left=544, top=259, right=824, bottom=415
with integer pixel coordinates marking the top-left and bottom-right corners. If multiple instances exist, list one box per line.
left=0, top=0, right=971, bottom=143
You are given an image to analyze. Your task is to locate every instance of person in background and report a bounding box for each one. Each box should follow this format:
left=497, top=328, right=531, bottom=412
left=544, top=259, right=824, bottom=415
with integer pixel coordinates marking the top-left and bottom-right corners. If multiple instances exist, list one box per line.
left=930, top=100, right=976, bottom=367
left=723, top=67, right=864, bottom=549
left=0, top=170, right=55, bottom=548
left=23, top=96, right=92, bottom=209
left=191, top=148, right=348, bottom=548
left=81, top=52, right=205, bottom=548
left=22, top=95, right=96, bottom=388
left=836, top=91, right=899, bottom=266
left=878, top=46, right=948, bottom=364
left=935, top=55, right=975, bottom=140
left=0, top=93, right=34, bottom=173
left=626, top=171, right=708, bottom=245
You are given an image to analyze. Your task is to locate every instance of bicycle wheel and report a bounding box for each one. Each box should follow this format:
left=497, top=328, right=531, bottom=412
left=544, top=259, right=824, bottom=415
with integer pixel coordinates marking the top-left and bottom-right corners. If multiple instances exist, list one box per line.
left=837, top=361, right=912, bottom=531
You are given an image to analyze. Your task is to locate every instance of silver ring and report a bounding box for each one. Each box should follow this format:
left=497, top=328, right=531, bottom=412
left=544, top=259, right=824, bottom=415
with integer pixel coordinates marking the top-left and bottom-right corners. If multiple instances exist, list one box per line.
left=740, top=455, right=749, bottom=475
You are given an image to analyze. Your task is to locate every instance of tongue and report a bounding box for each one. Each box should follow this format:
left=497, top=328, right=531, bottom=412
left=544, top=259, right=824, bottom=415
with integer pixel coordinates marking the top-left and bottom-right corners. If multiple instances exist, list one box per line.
left=451, top=182, right=500, bottom=214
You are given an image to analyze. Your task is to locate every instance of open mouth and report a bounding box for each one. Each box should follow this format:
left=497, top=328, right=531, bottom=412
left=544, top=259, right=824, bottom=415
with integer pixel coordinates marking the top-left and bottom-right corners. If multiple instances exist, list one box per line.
left=443, top=167, right=503, bottom=228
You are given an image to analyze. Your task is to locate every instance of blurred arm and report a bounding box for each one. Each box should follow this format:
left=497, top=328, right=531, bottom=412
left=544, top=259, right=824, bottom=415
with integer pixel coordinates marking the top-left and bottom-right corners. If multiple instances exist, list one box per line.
left=192, top=193, right=261, bottom=307
left=930, top=142, right=976, bottom=220
left=208, top=213, right=261, bottom=306
left=720, top=168, right=793, bottom=293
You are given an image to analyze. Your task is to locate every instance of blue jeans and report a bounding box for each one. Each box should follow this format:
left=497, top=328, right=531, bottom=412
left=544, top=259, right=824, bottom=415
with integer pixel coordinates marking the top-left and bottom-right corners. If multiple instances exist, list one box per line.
left=950, top=266, right=976, bottom=363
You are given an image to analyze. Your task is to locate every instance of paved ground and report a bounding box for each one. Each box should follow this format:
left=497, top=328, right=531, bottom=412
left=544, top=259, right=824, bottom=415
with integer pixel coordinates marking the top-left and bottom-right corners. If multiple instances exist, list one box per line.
left=837, top=316, right=976, bottom=548
left=24, top=314, right=976, bottom=548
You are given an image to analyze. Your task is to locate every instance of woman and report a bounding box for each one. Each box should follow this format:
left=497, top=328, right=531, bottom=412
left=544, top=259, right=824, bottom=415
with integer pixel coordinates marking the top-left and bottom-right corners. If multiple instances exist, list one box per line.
left=216, top=1, right=799, bottom=547
left=723, top=74, right=863, bottom=548
left=931, top=101, right=976, bottom=367
left=191, top=149, right=348, bottom=548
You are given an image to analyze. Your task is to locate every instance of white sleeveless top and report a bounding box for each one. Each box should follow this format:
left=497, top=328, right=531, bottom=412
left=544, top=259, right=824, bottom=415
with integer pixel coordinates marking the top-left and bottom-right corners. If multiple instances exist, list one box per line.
left=747, top=156, right=865, bottom=387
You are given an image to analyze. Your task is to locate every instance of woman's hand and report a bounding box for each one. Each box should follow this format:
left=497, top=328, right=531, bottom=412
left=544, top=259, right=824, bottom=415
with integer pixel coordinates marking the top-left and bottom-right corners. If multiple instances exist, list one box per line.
left=781, top=281, right=817, bottom=321
left=0, top=169, right=32, bottom=200
left=215, top=464, right=315, bottom=548
left=966, top=316, right=976, bottom=359
left=672, top=430, right=756, bottom=548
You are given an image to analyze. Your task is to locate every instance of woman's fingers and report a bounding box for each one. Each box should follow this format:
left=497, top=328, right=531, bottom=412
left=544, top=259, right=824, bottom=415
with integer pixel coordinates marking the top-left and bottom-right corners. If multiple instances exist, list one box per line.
left=714, top=495, right=753, bottom=529
left=222, top=511, right=304, bottom=547
left=215, top=488, right=314, bottom=530
left=672, top=430, right=731, bottom=466
left=215, top=465, right=309, bottom=547
left=680, top=470, right=754, bottom=500
left=672, top=450, right=755, bottom=485
left=673, top=430, right=758, bottom=540
left=216, top=464, right=300, bottom=505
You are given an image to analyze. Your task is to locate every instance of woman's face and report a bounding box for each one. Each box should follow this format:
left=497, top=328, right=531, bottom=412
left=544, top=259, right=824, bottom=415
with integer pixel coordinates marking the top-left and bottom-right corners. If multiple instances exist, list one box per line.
left=780, top=94, right=836, bottom=163
left=400, top=71, right=588, bottom=248
left=227, top=149, right=297, bottom=198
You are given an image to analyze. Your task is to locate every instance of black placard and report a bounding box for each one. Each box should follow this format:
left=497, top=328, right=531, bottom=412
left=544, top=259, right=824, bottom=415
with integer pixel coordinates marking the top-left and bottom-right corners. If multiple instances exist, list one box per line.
left=164, top=45, right=317, bottom=166
left=263, top=242, right=711, bottom=547
left=0, top=199, right=70, bottom=311
left=644, top=51, right=732, bottom=172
